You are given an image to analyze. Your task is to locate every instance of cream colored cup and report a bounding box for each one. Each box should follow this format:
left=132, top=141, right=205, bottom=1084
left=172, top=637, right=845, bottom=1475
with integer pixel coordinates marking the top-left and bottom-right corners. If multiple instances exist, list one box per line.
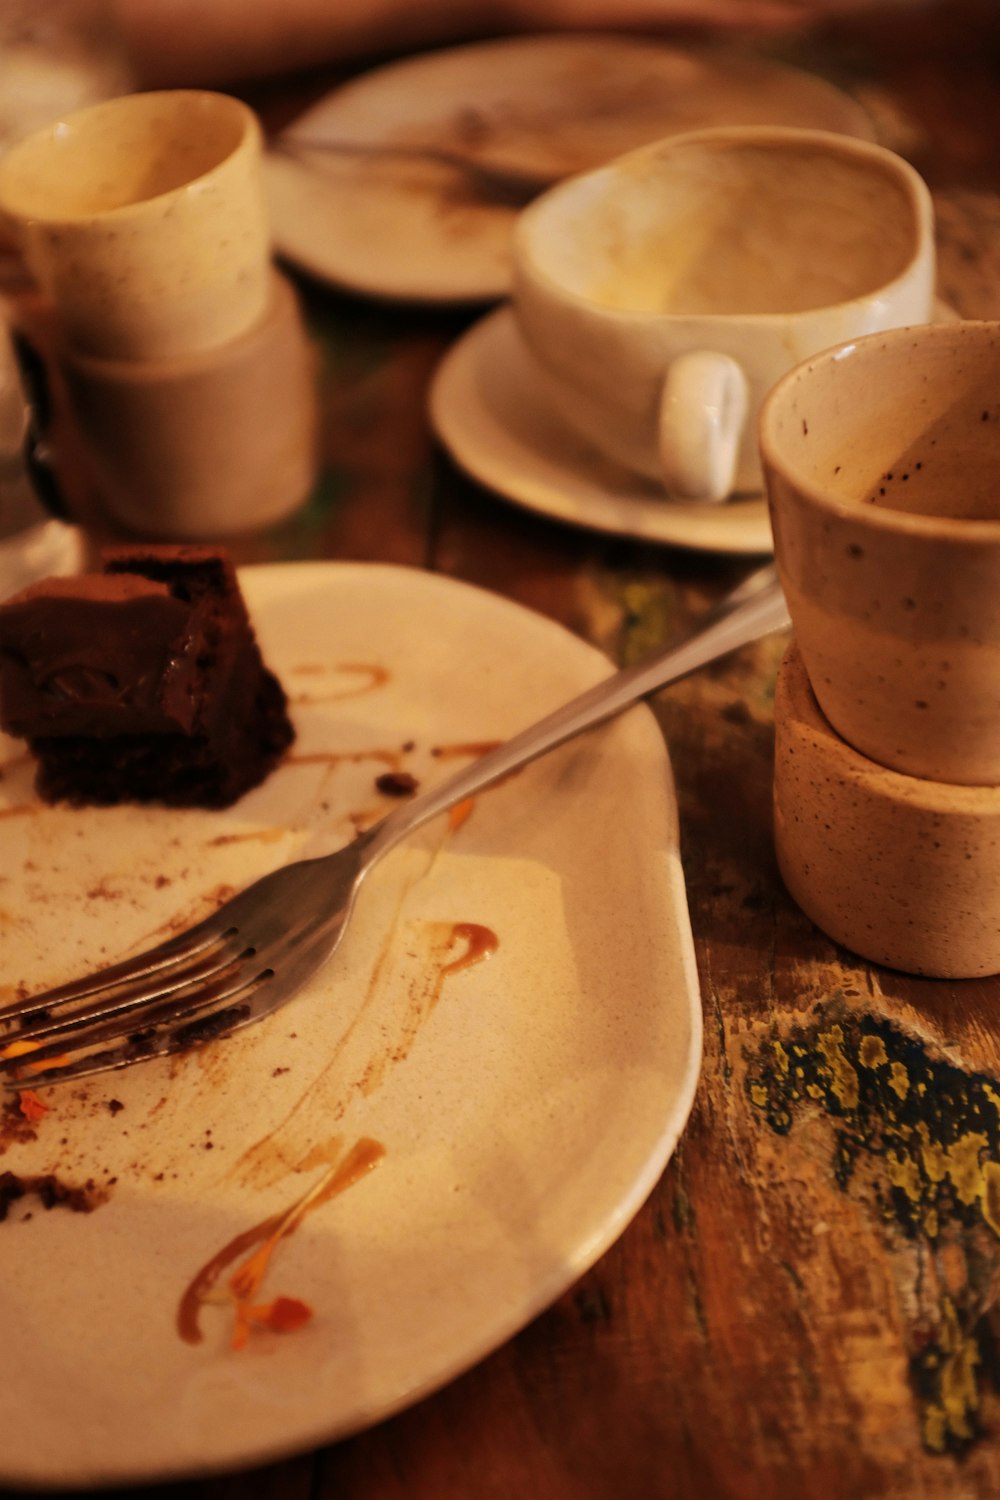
left=513, top=126, right=935, bottom=503
left=60, top=270, right=318, bottom=538
left=761, top=319, right=1000, bottom=786
left=774, top=642, right=1000, bottom=978
left=0, top=89, right=271, bottom=360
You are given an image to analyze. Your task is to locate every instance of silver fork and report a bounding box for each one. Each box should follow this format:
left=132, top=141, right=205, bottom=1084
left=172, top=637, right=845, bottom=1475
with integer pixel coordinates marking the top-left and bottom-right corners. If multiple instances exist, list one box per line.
left=0, top=565, right=788, bottom=1090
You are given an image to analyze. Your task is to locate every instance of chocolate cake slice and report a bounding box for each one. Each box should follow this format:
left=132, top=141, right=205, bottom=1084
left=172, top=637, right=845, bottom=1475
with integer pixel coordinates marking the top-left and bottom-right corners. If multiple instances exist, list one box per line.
left=0, top=546, right=294, bottom=808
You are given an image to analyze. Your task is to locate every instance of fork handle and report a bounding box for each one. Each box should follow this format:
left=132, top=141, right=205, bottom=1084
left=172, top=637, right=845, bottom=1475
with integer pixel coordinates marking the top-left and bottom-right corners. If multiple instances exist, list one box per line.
left=364, top=566, right=789, bottom=863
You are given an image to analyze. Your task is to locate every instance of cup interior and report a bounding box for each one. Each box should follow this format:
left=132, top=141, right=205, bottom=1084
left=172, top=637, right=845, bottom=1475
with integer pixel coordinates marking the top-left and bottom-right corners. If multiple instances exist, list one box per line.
left=761, top=323, right=1000, bottom=522
left=0, top=90, right=252, bottom=220
left=521, top=130, right=923, bottom=317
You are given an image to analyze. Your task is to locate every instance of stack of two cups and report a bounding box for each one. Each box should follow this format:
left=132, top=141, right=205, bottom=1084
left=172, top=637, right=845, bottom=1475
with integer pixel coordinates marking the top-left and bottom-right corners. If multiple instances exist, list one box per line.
left=0, top=90, right=317, bottom=538
left=762, top=321, right=1000, bottom=978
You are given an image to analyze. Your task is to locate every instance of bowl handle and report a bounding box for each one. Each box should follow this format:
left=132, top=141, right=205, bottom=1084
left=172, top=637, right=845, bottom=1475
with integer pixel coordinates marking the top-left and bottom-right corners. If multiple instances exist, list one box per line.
left=657, top=349, right=748, bottom=502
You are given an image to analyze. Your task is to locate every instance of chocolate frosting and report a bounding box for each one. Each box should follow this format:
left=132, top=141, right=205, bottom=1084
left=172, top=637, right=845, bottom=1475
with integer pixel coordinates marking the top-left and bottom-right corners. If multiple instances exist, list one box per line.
left=0, top=573, right=204, bottom=736
left=0, top=544, right=294, bottom=808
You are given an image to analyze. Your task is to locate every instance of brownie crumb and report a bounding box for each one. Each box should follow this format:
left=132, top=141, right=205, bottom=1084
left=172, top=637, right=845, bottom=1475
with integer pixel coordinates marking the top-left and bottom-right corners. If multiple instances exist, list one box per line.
left=0, top=1168, right=108, bottom=1221
left=375, top=770, right=419, bottom=797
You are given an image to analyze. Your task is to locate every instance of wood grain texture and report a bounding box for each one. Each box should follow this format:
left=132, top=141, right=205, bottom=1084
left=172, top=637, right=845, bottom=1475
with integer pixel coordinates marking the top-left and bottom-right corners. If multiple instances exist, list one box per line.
left=5, top=8, right=1000, bottom=1498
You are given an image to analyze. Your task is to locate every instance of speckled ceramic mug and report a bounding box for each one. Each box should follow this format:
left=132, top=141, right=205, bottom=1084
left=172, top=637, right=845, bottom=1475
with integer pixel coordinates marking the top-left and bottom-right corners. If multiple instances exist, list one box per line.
left=773, top=642, right=1000, bottom=977
left=59, top=270, right=318, bottom=538
left=0, top=90, right=271, bottom=361
left=513, top=126, right=935, bottom=503
left=761, top=319, right=1000, bottom=786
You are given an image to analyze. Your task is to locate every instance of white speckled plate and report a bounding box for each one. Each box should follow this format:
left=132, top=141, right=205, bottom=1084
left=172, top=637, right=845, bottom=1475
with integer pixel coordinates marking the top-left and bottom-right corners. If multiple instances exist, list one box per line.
left=263, top=34, right=873, bottom=304
left=0, top=561, right=701, bottom=1487
left=430, top=306, right=774, bottom=554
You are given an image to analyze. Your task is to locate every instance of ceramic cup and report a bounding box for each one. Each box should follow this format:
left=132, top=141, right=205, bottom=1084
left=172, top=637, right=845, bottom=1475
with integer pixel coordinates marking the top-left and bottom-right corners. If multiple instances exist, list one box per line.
left=0, top=89, right=271, bottom=361
left=774, top=642, right=1000, bottom=978
left=761, top=319, right=1000, bottom=787
left=60, top=270, right=318, bottom=538
left=512, top=125, right=935, bottom=503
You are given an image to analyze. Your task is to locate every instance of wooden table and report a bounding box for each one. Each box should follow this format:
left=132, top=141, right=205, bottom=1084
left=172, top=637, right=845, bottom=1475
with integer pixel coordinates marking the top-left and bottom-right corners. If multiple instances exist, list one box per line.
left=6, top=6, right=1000, bottom=1496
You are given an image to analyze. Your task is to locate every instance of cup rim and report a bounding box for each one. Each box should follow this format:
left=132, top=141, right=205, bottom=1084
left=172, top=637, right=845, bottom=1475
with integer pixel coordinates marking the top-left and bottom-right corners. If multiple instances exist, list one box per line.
left=513, top=123, right=934, bottom=327
left=758, top=318, right=1000, bottom=540
left=0, top=89, right=260, bottom=229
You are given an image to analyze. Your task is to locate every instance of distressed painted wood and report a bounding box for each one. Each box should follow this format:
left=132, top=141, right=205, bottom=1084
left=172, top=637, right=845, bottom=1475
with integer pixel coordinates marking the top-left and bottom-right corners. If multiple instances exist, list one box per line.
left=5, top=7, right=1000, bottom=1498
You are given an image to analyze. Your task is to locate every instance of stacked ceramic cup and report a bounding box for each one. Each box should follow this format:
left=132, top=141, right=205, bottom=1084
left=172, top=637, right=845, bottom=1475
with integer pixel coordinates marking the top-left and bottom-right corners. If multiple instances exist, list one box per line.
left=0, top=89, right=317, bottom=538
left=761, top=320, right=1000, bottom=978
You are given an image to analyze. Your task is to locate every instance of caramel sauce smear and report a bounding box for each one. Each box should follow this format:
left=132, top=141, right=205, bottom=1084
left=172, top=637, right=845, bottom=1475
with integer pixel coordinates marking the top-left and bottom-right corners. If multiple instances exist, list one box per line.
left=177, top=1137, right=385, bottom=1350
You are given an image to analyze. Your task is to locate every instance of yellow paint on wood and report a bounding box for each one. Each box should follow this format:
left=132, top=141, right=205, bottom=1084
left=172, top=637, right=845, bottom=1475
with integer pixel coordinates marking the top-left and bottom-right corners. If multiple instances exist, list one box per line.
left=944, top=1132, right=988, bottom=1207
left=889, top=1062, right=910, bottom=1100
left=817, top=1025, right=859, bottom=1112
left=981, top=1159, right=1000, bottom=1238
left=859, top=1034, right=889, bottom=1070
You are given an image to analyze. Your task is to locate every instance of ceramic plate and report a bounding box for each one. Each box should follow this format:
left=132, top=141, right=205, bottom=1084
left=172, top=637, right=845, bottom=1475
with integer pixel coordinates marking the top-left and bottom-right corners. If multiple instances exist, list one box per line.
left=0, top=562, right=702, bottom=1487
left=429, top=307, right=774, bottom=554
left=263, top=34, right=873, bottom=304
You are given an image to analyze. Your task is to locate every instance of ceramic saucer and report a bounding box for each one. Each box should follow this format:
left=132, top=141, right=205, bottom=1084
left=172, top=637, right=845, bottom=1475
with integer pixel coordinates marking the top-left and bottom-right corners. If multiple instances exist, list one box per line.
left=428, top=306, right=774, bottom=555
left=264, top=34, right=874, bottom=305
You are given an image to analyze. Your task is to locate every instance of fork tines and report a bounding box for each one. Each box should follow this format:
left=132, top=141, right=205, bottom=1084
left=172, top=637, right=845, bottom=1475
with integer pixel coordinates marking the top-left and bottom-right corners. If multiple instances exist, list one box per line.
left=0, top=929, right=272, bottom=1089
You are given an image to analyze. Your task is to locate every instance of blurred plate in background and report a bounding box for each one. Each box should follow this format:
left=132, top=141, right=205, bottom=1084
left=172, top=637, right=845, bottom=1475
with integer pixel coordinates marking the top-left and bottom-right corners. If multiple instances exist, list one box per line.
left=264, top=33, right=874, bottom=304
